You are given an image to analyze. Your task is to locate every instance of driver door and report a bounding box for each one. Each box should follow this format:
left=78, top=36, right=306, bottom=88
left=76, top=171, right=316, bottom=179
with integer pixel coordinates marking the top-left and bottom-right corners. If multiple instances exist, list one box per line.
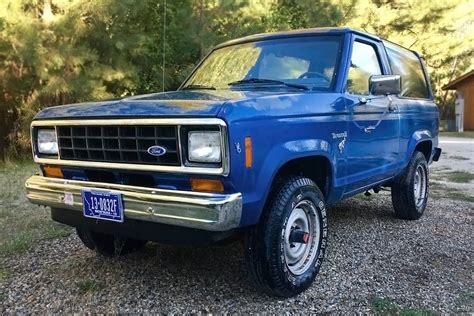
left=344, top=39, right=400, bottom=194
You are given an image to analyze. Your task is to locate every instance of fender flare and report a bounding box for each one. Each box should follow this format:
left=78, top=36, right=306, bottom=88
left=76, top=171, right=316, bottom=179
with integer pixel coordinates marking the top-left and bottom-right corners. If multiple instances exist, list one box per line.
left=405, top=130, right=433, bottom=163
left=253, top=138, right=335, bottom=219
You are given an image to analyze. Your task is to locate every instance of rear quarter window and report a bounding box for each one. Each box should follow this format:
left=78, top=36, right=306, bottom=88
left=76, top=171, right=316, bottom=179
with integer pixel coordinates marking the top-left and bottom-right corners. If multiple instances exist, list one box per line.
left=384, top=41, right=430, bottom=99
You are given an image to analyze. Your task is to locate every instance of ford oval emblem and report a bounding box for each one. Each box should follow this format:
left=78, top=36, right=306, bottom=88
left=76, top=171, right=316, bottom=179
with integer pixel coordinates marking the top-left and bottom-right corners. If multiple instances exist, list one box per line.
left=147, top=145, right=167, bottom=157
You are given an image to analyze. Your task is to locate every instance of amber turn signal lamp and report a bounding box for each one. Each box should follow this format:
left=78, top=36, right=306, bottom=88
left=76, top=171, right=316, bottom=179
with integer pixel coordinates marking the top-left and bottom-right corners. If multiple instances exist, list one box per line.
left=43, top=165, right=63, bottom=178
left=190, top=178, right=224, bottom=193
left=245, top=136, right=252, bottom=168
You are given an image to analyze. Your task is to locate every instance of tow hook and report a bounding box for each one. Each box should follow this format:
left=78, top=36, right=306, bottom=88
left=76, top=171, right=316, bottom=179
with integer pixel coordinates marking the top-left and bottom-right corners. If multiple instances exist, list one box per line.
left=289, top=230, right=310, bottom=244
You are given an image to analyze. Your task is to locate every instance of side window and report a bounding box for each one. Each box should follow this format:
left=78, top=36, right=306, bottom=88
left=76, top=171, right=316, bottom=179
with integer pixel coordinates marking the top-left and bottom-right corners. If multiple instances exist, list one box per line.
left=346, top=41, right=382, bottom=95
left=384, top=41, right=430, bottom=99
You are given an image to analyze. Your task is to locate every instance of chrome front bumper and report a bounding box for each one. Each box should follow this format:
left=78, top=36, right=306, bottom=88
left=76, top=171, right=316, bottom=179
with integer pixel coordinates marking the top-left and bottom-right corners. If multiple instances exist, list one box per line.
left=25, top=175, right=242, bottom=231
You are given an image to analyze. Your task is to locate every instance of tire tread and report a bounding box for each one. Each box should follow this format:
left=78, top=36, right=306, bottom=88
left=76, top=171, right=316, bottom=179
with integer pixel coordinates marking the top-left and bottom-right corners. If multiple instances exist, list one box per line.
left=245, top=176, right=326, bottom=297
left=391, top=151, right=429, bottom=220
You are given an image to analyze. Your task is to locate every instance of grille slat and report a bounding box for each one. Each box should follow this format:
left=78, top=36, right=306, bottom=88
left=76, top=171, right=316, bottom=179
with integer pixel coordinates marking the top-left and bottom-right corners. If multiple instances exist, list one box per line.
left=57, top=125, right=180, bottom=166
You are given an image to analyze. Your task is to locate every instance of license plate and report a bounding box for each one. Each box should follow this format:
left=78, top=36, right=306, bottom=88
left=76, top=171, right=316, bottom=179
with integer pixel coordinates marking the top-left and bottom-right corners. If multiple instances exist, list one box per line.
left=81, top=189, right=124, bottom=223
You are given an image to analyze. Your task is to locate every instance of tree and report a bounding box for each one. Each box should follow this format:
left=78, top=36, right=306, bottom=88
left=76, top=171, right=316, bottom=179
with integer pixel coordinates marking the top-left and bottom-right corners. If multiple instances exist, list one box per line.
left=0, top=0, right=140, bottom=159
left=0, top=0, right=471, bottom=160
left=345, top=0, right=474, bottom=117
left=266, top=0, right=357, bottom=30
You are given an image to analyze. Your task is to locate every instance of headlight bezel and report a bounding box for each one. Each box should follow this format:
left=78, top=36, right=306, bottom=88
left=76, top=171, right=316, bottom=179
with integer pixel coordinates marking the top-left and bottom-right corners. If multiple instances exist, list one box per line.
left=36, top=128, right=59, bottom=156
left=180, top=125, right=225, bottom=168
left=187, top=130, right=222, bottom=163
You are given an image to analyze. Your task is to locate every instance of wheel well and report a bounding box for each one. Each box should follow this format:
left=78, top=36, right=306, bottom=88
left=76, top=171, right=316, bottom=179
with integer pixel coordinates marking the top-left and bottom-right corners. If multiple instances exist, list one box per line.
left=415, top=140, right=432, bottom=162
left=271, top=156, right=331, bottom=199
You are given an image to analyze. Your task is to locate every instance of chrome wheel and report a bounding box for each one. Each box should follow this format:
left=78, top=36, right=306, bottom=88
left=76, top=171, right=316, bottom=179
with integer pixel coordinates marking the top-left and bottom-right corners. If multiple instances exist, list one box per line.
left=413, top=164, right=427, bottom=208
left=284, top=200, right=320, bottom=275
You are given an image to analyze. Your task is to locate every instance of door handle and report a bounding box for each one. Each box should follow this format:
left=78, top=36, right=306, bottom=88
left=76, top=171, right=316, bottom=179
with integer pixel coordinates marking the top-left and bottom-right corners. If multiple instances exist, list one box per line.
left=358, top=97, right=369, bottom=105
left=364, top=126, right=376, bottom=133
left=387, top=95, right=397, bottom=112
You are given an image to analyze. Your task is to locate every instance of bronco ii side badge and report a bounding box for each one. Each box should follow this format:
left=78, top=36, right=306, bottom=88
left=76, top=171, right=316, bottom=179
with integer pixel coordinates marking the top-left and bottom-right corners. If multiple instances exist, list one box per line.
left=332, top=132, right=347, bottom=153
left=338, top=138, right=346, bottom=153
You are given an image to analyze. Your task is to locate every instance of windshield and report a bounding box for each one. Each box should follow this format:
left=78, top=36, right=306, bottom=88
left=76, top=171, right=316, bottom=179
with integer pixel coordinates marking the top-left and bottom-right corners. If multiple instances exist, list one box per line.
left=183, top=36, right=342, bottom=90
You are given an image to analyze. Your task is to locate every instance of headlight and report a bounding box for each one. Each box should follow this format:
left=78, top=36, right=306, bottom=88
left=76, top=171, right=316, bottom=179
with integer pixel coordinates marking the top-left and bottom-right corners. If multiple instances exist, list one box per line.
left=37, top=129, right=58, bottom=155
left=188, top=131, right=221, bottom=163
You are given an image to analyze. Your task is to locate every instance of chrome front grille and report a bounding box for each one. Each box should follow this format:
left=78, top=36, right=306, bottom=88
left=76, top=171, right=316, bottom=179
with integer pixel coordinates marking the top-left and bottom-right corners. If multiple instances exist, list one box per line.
left=32, top=118, right=228, bottom=176
left=57, top=125, right=180, bottom=165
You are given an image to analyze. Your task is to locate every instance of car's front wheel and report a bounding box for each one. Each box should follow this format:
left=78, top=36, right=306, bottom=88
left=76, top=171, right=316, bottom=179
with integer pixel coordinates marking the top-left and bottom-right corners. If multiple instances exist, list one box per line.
left=245, top=176, right=328, bottom=297
left=76, top=228, right=147, bottom=257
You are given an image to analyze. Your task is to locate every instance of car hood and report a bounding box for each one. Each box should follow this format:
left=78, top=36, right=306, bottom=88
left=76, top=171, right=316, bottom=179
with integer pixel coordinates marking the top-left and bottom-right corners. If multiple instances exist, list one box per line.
left=34, top=89, right=297, bottom=120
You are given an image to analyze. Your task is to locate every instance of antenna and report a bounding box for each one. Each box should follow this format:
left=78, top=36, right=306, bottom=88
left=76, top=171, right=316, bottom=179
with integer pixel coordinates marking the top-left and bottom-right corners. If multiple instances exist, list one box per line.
left=162, top=0, right=166, bottom=92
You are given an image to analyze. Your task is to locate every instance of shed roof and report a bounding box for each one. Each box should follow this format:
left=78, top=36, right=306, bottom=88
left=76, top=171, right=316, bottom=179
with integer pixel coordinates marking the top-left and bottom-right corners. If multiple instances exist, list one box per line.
left=443, top=70, right=474, bottom=90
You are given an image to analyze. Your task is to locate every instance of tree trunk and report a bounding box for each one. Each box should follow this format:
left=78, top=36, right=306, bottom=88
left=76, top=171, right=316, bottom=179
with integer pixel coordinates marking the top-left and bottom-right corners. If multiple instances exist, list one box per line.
left=0, top=107, right=8, bottom=162
left=441, top=56, right=459, bottom=120
left=199, top=0, right=204, bottom=59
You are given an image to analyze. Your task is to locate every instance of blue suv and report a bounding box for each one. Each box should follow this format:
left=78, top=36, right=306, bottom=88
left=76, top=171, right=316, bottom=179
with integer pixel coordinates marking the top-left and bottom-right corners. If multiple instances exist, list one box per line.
left=26, top=28, right=441, bottom=297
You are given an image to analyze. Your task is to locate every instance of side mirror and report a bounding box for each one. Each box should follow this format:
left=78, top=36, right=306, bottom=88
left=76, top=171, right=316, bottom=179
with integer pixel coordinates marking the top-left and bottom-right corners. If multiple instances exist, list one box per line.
left=369, top=75, right=401, bottom=96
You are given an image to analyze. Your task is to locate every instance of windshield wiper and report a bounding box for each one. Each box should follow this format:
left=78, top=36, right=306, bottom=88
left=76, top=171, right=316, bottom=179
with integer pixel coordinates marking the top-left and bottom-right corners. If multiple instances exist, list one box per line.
left=182, top=84, right=216, bottom=90
left=228, top=78, right=309, bottom=90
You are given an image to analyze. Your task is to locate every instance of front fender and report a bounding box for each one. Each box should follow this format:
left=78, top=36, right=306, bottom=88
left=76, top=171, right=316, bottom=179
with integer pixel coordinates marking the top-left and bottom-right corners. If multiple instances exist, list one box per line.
left=237, top=137, right=335, bottom=226
left=220, top=93, right=346, bottom=227
left=405, top=130, right=433, bottom=162
left=257, top=138, right=333, bottom=194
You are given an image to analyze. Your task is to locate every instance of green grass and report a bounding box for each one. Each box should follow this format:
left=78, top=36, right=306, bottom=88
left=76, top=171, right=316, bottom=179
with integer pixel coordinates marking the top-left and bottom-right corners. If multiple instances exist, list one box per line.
left=353, top=193, right=374, bottom=200
left=0, top=162, right=72, bottom=257
left=430, top=181, right=474, bottom=203
left=77, top=279, right=105, bottom=295
left=455, top=291, right=474, bottom=311
left=44, top=223, right=72, bottom=239
left=371, top=297, right=437, bottom=315
left=372, top=297, right=400, bottom=314
left=442, top=171, right=474, bottom=183
left=0, top=266, right=12, bottom=282
left=440, top=131, right=474, bottom=138
left=0, top=235, right=34, bottom=257
left=445, top=192, right=474, bottom=203
left=429, top=181, right=445, bottom=190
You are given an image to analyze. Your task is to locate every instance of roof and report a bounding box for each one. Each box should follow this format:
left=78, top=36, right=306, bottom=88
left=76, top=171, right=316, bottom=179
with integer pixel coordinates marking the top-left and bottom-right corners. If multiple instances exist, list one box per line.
left=443, top=70, right=474, bottom=90
left=215, top=27, right=380, bottom=49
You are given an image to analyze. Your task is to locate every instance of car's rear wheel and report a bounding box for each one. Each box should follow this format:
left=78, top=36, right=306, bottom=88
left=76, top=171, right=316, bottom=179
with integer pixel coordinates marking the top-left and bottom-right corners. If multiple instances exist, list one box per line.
left=245, top=176, right=327, bottom=297
left=391, top=151, right=429, bottom=220
left=76, top=228, right=147, bottom=257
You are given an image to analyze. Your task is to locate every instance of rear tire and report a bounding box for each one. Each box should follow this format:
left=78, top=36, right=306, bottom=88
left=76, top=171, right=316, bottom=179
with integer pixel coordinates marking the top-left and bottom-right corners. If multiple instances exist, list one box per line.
left=76, top=228, right=147, bottom=257
left=391, top=151, right=429, bottom=220
left=245, top=176, right=328, bottom=297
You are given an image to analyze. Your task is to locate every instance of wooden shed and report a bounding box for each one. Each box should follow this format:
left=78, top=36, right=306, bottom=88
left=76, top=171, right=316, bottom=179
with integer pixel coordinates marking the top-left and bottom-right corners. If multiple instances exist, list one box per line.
left=443, top=70, right=474, bottom=131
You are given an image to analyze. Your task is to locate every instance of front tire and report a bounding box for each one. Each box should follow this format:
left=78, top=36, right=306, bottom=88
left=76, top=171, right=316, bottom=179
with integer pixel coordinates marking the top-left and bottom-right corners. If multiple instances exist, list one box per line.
left=245, top=176, right=328, bottom=297
left=391, top=151, right=429, bottom=220
left=76, top=228, right=147, bottom=257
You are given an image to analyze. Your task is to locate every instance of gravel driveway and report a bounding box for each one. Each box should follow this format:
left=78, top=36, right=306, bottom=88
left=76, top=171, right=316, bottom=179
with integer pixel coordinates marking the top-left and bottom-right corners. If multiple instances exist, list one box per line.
left=1, top=193, right=472, bottom=313
left=1, top=137, right=473, bottom=313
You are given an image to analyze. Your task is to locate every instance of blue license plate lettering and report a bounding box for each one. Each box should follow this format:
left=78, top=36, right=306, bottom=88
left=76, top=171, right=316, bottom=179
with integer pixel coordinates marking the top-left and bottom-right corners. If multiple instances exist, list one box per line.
left=81, top=189, right=124, bottom=223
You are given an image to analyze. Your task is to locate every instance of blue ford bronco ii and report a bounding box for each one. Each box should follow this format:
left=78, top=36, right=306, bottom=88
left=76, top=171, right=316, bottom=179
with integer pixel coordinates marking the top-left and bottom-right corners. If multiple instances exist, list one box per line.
left=26, top=28, right=441, bottom=297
